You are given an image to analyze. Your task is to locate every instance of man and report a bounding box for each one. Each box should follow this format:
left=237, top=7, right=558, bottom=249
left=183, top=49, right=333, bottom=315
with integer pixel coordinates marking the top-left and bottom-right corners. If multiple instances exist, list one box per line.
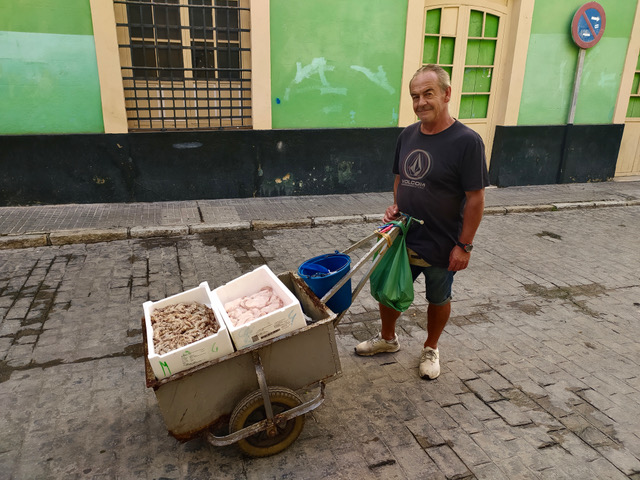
left=355, top=64, right=489, bottom=379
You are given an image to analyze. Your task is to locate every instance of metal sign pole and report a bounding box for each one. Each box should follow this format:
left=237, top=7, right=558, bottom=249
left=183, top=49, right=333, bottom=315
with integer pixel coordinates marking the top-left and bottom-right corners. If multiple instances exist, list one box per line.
left=568, top=47, right=586, bottom=124
left=559, top=2, right=605, bottom=183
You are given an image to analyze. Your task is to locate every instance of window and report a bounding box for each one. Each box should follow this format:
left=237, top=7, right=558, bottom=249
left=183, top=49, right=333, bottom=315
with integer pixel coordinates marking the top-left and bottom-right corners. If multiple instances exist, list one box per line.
left=627, top=52, right=640, bottom=118
left=190, top=0, right=242, bottom=81
left=423, top=8, right=455, bottom=80
left=422, top=7, right=500, bottom=119
left=461, top=10, right=499, bottom=119
left=114, top=0, right=251, bottom=130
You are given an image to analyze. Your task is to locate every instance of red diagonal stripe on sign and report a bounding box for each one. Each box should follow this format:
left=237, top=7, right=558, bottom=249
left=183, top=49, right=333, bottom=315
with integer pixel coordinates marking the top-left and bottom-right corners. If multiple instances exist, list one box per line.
left=582, top=11, right=599, bottom=40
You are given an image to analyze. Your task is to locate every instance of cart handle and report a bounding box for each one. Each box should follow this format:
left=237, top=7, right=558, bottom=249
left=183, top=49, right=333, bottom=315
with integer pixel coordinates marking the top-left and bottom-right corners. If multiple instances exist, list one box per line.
left=328, top=227, right=399, bottom=327
left=326, top=214, right=421, bottom=327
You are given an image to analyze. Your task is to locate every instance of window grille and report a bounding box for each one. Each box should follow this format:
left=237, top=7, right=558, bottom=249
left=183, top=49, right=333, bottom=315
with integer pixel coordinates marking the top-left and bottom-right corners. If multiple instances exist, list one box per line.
left=113, top=0, right=251, bottom=130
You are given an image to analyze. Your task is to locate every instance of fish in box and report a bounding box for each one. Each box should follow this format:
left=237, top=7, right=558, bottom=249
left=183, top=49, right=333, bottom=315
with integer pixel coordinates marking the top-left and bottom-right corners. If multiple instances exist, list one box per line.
left=143, top=281, right=234, bottom=379
left=210, top=265, right=306, bottom=349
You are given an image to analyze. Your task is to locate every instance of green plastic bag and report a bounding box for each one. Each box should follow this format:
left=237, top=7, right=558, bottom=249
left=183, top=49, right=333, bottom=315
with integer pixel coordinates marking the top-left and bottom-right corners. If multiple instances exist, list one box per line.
left=369, top=219, right=414, bottom=312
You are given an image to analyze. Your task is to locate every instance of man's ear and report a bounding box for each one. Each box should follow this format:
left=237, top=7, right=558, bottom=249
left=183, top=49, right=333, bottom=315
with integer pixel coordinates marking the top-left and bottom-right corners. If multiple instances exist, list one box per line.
left=444, top=86, right=452, bottom=103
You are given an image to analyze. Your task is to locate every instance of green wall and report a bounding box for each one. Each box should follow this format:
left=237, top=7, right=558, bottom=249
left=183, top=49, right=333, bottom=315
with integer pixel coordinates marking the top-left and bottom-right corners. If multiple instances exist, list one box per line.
left=518, top=0, right=636, bottom=125
left=269, top=0, right=408, bottom=129
left=0, top=0, right=104, bottom=134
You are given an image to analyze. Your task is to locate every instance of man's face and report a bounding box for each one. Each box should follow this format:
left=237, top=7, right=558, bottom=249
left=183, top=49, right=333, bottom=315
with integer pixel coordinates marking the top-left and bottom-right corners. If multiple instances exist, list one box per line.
left=410, top=71, right=451, bottom=127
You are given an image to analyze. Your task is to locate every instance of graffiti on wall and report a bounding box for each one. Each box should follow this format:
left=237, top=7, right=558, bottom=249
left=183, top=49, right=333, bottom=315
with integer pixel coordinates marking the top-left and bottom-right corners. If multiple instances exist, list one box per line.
left=279, top=57, right=395, bottom=103
left=273, top=56, right=399, bottom=127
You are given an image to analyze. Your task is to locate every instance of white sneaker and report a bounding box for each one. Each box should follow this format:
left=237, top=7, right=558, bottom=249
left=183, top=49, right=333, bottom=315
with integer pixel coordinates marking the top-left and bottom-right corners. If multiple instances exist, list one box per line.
left=419, top=346, right=440, bottom=379
left=354, top=333, right=400, bottom=356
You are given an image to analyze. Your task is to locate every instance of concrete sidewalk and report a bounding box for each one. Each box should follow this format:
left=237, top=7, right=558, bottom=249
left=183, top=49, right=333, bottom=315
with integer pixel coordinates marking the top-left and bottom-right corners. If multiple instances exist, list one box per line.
left=1, top=179, right=640, bottom=249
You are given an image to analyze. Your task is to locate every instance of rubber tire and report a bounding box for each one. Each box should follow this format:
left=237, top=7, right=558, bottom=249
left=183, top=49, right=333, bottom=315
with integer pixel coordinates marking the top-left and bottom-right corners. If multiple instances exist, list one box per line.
left=229, top=386, right=305, bottom=457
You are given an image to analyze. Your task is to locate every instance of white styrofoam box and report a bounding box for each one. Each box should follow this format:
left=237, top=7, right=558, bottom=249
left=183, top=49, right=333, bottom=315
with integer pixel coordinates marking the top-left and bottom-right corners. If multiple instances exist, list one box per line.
left=143, top=281, right=235, bottom=380
left=210, top=265, right=306, bottom=349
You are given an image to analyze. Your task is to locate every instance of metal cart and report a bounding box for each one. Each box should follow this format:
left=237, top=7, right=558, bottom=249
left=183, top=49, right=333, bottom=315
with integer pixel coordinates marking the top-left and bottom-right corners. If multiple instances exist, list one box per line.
left=143, top=224, right=402, bottom=457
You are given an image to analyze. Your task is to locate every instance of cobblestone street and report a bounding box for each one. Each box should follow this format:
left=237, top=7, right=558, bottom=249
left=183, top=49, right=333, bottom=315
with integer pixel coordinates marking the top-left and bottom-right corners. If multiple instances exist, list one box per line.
left=1, top=205, right=640, bottom=479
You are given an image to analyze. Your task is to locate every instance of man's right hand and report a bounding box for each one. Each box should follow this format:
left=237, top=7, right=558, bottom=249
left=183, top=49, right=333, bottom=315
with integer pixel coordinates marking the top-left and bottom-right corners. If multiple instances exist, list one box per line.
left=383, top=204, right=400, bottom=222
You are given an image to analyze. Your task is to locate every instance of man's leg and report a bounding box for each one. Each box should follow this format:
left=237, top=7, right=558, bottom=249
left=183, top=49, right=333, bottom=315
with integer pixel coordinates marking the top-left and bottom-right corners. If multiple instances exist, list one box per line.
left=424, top=301, right=451, bottom=349
left=420, top=267, right=454, bottom=379
left=354, top=303, right=402, bottom=356
left=419, top=302, right=451, bottom=378
left=380, top=303, right=401, bottom=340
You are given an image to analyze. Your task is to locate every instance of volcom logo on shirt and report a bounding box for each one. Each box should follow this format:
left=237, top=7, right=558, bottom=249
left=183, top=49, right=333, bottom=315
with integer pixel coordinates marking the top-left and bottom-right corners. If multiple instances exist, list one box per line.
left=401, top=149, right=431, bottom=188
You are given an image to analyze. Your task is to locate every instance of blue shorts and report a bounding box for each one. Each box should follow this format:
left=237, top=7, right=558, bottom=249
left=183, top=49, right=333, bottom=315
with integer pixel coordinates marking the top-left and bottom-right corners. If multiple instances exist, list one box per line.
left=410, top=264, right=455, bottom=306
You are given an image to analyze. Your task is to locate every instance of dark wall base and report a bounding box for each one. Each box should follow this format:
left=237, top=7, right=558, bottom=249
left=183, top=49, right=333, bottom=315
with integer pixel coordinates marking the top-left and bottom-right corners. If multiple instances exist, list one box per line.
left=2, top=124, right=626, bottom=205
left=0, top=128, right=402, bottom=206
left=489, top=124, right=624, bottom=187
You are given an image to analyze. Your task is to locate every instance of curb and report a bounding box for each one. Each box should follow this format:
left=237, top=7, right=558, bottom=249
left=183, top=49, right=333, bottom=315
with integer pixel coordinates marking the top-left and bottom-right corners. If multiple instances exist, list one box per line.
left=0, top=233, right=49, bottom=249
left=1, top=201, right=638, bottom=250
left=129, top=225, right=189, bottom=239
left=252, top=219, right=312, bottom=230
left=313, top=215, right=367, bottom=227
left=49, top=228, right=129, bottom=246
left=189, top=222, right=251, bottom=234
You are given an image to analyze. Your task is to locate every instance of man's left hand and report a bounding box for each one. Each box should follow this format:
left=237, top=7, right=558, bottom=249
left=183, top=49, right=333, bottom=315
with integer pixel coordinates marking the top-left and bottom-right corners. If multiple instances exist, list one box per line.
left=448, top=246, right=470, bottom=271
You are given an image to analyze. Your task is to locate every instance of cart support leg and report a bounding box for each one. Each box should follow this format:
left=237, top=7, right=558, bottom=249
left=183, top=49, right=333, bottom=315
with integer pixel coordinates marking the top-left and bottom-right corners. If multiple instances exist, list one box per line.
left=252, top=351, right=279, bottom=436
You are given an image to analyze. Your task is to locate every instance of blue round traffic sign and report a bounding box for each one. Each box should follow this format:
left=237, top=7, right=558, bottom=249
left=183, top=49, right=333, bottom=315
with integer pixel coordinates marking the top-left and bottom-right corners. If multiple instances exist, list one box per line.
left=571, top=2, right=606, bottom=49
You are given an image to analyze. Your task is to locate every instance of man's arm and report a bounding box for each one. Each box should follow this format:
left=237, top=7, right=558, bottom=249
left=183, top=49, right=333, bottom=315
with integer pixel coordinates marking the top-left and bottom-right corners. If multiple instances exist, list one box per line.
left=383, top=175, right=401, bottom=222
left=448, top=188, right=485, bottom=271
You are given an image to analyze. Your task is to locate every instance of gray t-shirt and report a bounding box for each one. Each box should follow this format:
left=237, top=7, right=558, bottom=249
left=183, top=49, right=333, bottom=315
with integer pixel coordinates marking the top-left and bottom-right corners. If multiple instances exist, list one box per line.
left=392, top=120, right=490, bottom=268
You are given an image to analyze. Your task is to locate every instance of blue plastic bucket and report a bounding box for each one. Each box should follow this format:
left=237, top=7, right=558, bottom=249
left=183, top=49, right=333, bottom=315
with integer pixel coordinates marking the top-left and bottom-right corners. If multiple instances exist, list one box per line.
left=298, top=253, right=352, bottom=313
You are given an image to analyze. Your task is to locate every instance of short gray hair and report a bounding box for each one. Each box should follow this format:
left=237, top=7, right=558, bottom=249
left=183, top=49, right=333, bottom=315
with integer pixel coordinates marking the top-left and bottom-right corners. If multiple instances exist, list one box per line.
left=410, top=64, right=451, bottom=92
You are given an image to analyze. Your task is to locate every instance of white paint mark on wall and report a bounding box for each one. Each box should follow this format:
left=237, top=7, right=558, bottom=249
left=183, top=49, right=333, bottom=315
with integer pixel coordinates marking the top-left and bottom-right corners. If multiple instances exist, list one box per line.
left=172, top=142, right=203, bottom=149
left=322, top=105, right=342, bottom=114
left=597, top=72, right=616, bottom=88
left=284, top=57, right=347, bottom=100
left=350, top=65, right=395, bottom=94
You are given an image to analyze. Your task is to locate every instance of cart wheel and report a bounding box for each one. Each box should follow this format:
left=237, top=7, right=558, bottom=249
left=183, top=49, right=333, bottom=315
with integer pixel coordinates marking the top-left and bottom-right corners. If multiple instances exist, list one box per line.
left=229, top=386, right=305, bottom=457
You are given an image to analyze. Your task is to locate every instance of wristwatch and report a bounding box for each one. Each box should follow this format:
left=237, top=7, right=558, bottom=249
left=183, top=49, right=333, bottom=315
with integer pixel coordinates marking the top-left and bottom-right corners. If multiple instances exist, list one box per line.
left=456, top=241, right=473, bottom=253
